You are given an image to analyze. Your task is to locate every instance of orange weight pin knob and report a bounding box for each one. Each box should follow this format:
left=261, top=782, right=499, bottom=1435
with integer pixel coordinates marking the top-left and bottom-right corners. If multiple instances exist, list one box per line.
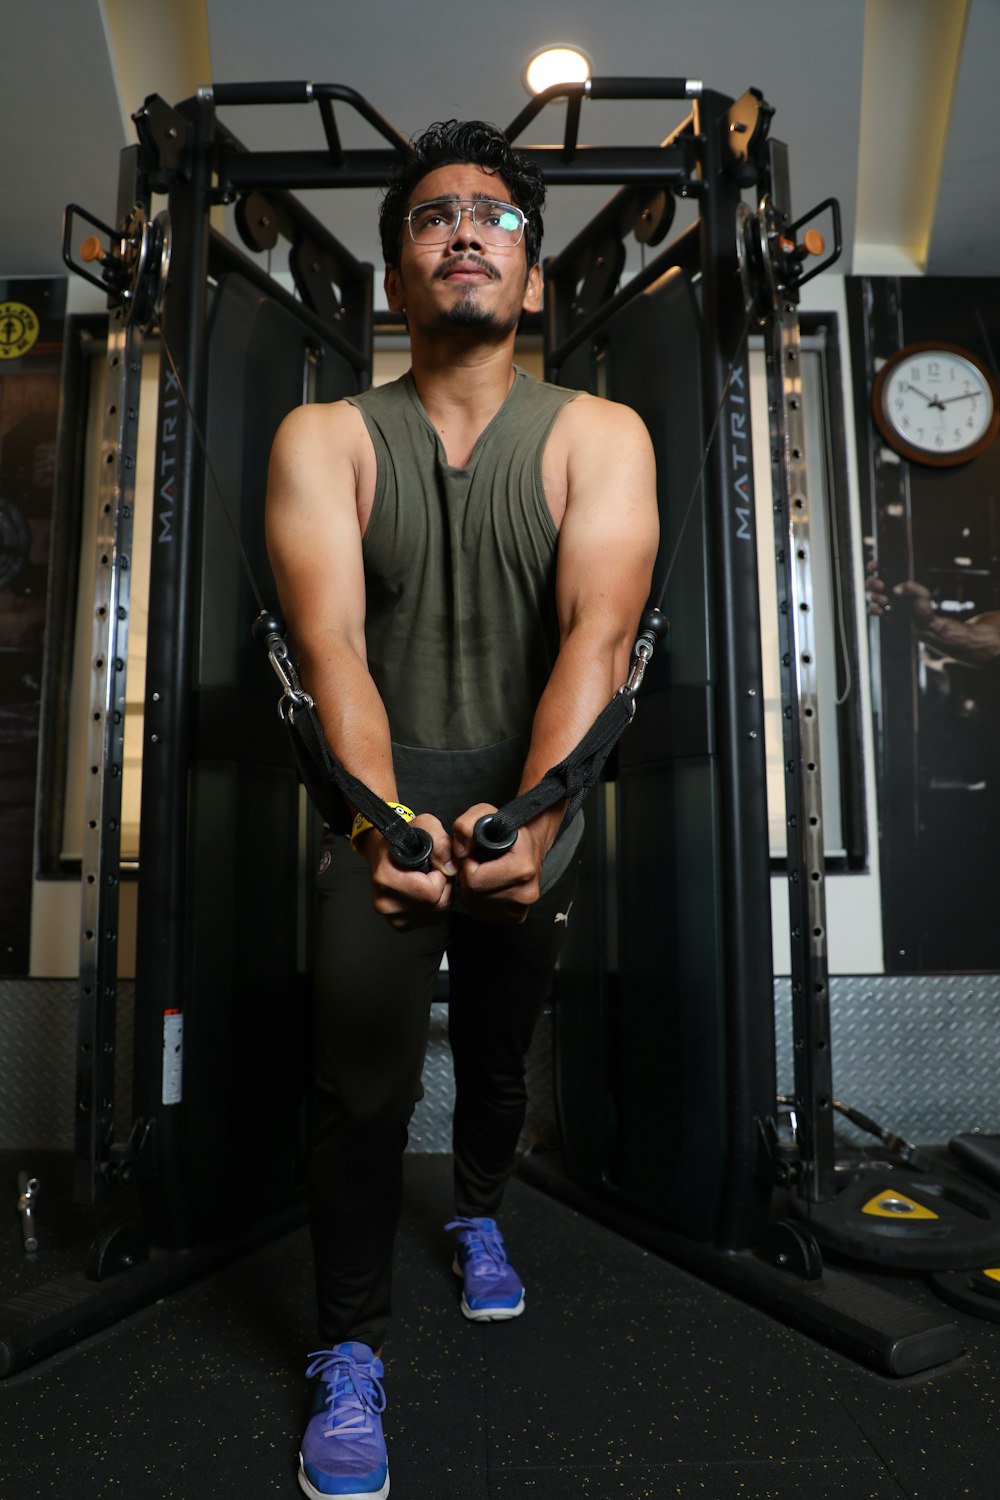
left=778, top=229, right=826, bottom=263
left=80, top=236, right=108, bottom=264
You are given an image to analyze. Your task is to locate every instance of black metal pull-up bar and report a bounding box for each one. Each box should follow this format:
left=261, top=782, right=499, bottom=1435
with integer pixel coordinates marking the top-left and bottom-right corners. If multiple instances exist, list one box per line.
left=161, top=77, right=710, bottom=193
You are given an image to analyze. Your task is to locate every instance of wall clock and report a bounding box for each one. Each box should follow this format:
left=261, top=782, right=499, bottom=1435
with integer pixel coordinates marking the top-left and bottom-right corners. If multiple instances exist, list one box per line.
left=871, top=341, right=1000, bottom=466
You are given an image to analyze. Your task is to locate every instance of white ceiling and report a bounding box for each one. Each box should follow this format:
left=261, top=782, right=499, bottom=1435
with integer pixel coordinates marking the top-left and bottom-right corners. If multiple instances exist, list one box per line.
left=4, top=1, right=997, bottom=297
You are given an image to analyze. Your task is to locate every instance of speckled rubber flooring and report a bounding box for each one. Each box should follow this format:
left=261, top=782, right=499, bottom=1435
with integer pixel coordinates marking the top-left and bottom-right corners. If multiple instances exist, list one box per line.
left=2, top=1153, right=998, bottom=1499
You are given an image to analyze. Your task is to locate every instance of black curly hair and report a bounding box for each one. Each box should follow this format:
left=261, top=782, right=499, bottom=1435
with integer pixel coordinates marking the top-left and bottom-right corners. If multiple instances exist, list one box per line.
left=379, top=120, right=546, bottom=269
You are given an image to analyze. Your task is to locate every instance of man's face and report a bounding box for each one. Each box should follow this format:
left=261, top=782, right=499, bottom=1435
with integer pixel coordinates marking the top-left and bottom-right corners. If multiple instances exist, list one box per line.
left=384, top=163, right=542, bottom=338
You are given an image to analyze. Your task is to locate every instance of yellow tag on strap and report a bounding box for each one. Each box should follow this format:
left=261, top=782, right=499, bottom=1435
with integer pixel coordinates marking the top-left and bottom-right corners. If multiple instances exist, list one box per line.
left=350, top=803, right=416, bottom=852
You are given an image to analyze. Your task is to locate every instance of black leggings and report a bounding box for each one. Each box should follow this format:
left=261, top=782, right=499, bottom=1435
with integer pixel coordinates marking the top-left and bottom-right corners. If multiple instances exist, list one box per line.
left=308, top=835, right=578, bottom=1350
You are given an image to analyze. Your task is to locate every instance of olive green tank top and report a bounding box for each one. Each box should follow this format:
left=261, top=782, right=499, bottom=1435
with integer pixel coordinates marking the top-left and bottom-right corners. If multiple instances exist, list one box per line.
left=346, top=367, right=582, bottom=887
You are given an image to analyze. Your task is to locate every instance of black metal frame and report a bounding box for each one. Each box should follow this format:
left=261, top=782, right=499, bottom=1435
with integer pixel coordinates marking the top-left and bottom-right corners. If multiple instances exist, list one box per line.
left=8, top=71, right=964, bottom=1381
left=543, top=87, right=778, bottom=1247
left=538, top=88, right=838, bottom=1227
left=65, top=74, right=838, bottom=1216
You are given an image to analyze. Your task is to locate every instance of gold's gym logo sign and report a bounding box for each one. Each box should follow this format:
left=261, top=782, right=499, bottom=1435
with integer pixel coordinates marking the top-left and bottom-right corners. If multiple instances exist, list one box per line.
left=0, top=302, right=40, bottom=360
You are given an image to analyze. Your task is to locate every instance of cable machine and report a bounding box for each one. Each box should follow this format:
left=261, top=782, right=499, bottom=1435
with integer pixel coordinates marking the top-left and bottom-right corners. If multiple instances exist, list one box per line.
left=0, top=76, right=975, bottom=1375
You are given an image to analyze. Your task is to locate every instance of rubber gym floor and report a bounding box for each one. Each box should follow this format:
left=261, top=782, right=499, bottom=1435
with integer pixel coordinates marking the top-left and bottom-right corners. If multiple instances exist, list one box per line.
left=1, top=1152, right=997, bottom=1500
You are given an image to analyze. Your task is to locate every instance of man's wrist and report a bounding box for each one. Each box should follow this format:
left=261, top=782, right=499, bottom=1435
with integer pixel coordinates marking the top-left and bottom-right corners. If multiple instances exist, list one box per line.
left=528, top=804, right=565, bottom=862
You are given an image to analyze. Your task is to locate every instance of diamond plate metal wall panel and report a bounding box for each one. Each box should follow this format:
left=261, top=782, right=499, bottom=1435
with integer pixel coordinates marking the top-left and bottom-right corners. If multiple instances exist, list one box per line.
left=0, top=980, right=134, bottom=1150
left=9, top=974, right=997, bottom=1155
left=408, top=1004, right=453, bottom=1153
left=406, top=1004, right=556, bottom=1155
left=2, top=977, right=544, bottom=1158
left=0, top=981, right=75, bottom=1149
left=775, top=974, right=1000, bottom=1143
left=418, top=977, right=1000, bottom=1157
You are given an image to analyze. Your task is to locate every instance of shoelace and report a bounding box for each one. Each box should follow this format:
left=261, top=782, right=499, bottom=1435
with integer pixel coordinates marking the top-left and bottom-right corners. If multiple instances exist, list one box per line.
left=445, top=1217, right=509, bottom=1277
left=305, top=1349, right=386, bottom=1439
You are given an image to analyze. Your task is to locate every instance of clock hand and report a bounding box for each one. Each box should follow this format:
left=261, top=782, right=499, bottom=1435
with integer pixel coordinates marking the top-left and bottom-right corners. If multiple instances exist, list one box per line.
left=938, top=391, right=983, bottom=404
left=905, top=383, right=945, bottom=409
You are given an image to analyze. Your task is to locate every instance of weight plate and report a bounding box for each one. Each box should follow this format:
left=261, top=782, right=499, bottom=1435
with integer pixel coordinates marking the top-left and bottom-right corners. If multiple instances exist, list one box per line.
left=791, top=1169, right=1000, bottom=1271
left=930, top=1268, right=1000, bottom=1324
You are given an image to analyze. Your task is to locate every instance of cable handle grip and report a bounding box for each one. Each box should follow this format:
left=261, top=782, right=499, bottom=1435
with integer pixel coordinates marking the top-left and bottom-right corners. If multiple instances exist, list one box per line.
left=472, top=813, right=519, bottom=862
left=388, top=825, right=434, bottom=874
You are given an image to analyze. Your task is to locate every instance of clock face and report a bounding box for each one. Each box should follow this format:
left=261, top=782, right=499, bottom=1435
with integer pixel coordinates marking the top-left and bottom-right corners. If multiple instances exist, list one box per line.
left=872, top=343, right=1000, bottom=466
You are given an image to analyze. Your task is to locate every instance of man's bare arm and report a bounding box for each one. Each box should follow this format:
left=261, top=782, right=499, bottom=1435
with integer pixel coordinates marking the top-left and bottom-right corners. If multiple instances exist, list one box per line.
left=453, top=396, right=659, bottom=917
left=867, top=566, right=1000, bottom=667
left=912, top=602, right=1000, bottom=665
left=265, top=401, right=454, bottom=922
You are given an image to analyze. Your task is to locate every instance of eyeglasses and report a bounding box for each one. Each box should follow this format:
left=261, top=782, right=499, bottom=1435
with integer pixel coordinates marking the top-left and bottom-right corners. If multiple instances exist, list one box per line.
left=404, top=198, right=527, bottom=248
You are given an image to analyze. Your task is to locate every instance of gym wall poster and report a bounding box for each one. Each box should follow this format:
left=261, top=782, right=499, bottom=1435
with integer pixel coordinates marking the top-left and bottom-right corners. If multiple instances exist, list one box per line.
left=849, top=275, right=1000, bottom=973
left=0, top=278, right=65, bottom=975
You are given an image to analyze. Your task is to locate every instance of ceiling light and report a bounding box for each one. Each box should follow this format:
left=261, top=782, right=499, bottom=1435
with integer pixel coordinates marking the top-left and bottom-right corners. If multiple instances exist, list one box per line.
left=524, top=46, right=592, bottom=96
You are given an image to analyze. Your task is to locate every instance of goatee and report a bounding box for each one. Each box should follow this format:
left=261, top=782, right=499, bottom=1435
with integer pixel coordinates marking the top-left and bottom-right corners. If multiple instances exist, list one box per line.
left=438, top=291, right=519, bottom=336
left=441, top=298, right=498, bottom=329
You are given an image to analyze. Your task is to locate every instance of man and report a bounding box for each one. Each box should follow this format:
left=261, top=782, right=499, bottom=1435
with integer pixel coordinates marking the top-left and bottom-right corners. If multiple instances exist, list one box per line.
left=266, top=119, right=658, bottom=1500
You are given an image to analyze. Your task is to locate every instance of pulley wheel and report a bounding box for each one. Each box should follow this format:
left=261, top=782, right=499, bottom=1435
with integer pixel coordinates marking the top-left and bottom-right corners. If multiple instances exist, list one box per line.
left=632, top=189, right=675, bottom=247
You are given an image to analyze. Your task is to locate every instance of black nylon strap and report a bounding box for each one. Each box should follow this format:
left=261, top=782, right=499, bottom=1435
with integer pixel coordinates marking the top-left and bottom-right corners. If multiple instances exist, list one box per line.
left=475, top=691, right=635, bottom=853
left=285, top=699, right=433, bottom=869
left=266, top=596, right=654, bottom=868
left=279, top=664, right=636, bottom=867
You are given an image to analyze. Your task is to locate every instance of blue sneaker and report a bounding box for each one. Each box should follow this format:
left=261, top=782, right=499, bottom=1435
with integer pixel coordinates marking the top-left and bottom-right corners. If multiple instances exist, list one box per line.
left=299, top=1343, right=389, bottom=1500
left=445, top=1216, right=525, bottom=1321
